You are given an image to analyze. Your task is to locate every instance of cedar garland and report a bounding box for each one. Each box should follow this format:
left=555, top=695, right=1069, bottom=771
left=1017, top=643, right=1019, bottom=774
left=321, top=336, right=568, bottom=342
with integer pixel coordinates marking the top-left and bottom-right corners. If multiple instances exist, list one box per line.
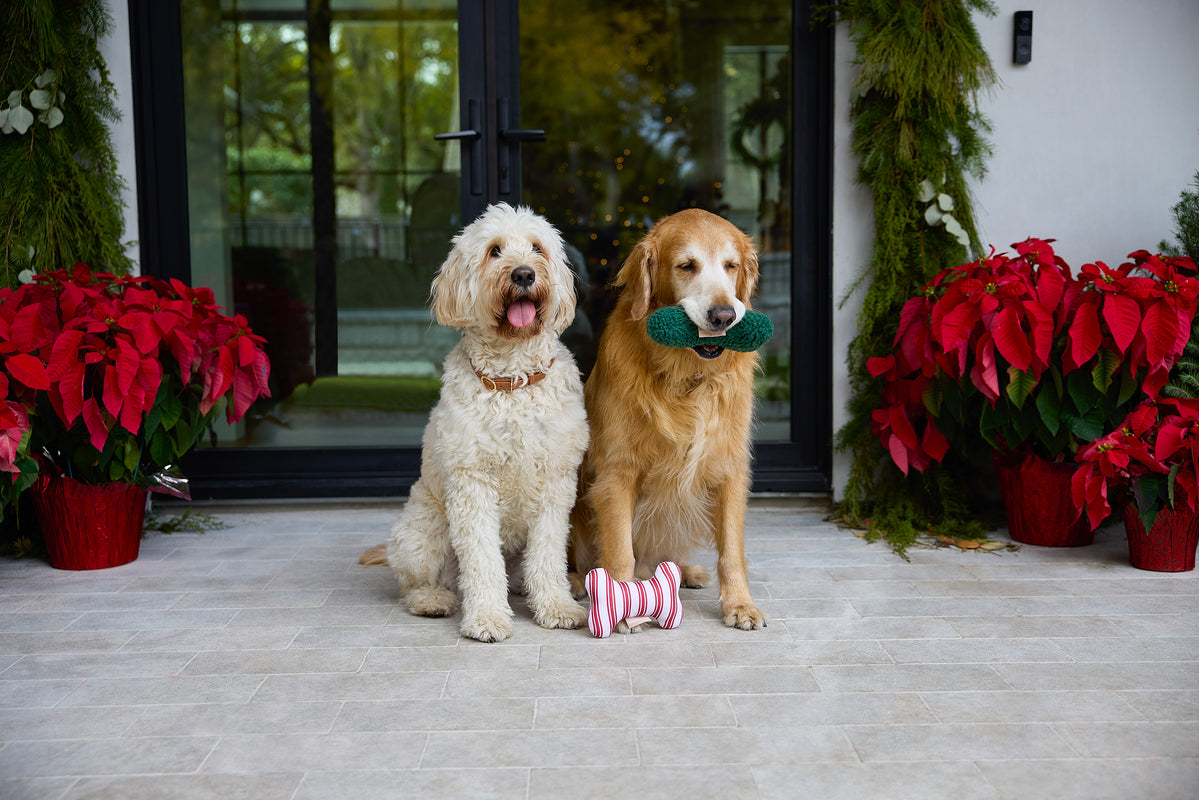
left=0, top=0, right=133, bottom=288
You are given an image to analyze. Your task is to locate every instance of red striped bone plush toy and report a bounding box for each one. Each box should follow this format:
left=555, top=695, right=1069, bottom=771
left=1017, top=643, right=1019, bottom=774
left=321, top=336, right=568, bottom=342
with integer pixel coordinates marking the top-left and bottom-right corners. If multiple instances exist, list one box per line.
left=584, top=561, right=683, bottom=638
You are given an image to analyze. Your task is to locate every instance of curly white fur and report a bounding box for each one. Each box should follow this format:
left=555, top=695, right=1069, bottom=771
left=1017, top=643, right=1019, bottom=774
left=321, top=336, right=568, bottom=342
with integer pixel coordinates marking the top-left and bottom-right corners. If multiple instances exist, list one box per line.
left=384, top=203, right=589, bottom=642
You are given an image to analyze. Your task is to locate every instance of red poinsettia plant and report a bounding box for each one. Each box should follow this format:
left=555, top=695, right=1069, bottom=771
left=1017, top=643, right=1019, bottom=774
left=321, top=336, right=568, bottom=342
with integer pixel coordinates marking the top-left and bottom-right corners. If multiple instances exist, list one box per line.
left=1072, top=397, right=1199, bottom=533
left=868, top=239, right=1199, bottom=475
left=0, top=265, right=271, bottom=517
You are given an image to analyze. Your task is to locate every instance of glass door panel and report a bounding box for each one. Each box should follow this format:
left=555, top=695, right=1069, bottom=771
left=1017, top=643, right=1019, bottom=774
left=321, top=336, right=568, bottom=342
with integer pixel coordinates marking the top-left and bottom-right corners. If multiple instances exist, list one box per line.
left=518, top=0, right=793, bottom=441
left=180, top=0, right=460, bottom=450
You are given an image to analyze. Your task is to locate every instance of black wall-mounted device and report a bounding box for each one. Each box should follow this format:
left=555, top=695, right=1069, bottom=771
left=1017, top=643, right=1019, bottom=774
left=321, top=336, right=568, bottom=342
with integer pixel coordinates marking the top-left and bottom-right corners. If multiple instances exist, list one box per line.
left=1013, top=10, right=1033, bottom=64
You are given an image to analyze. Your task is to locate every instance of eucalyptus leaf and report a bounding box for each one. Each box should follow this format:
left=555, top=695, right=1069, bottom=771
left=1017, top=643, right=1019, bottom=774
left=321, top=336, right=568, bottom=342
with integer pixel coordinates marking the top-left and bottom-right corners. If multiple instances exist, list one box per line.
left=29, top=89, right=51, bottom=110
left=9, top=104, right=33, bottom=134
left=6, top=90, right=20, bottom=108
left=917, top=179, right=937, bottom=203
left=924, top=204, right=943, bottom=225
left=35, top=69, right=56, bottom=89
left=937, top=193, right=955, bottom=211
left=43, top=107, right=64, bottom=128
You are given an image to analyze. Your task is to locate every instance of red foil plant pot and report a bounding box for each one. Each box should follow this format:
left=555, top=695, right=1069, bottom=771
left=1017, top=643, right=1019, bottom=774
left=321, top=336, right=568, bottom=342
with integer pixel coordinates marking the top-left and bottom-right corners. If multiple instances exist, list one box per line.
left=994, top=451, right=1094, bottom=547
left=1121, top=501, right=1199, bottom=572
left=31, top=473, right=148, bottom=570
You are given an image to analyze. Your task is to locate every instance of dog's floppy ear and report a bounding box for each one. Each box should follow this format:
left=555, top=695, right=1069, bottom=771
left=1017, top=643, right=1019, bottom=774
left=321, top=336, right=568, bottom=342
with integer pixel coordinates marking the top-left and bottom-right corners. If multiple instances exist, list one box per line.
left=614, top=236, right=656, bottom=321
left=736, top=232, right=760, bottom=305
left=544, top=236, right=578, bottom=334
left=429, top=240, right=473, bottom=329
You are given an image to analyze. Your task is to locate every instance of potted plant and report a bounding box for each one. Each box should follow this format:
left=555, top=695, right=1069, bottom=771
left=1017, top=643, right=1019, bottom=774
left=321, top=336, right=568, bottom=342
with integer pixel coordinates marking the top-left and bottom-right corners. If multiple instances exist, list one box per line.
left=1073, top=397, right=1199, bottom=571
left=0, top=265, right=271, bottom=569
left=868, top=240, right=1199, bottom=546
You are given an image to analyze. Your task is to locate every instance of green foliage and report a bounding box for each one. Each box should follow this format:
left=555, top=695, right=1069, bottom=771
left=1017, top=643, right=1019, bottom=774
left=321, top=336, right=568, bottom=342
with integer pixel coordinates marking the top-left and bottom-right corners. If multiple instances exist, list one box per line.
left=826, top=1, right=998, bottom=545
left=144, top=509, right=228, bottom=534
left=1164, top=171, right=1199, bottom=400
left=0, top=1, right=133, bottom=287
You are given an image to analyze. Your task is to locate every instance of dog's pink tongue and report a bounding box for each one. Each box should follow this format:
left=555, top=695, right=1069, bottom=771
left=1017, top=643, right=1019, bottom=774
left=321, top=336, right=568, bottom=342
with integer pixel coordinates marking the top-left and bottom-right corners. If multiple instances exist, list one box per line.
left=507, top=299, right=536, bottom=328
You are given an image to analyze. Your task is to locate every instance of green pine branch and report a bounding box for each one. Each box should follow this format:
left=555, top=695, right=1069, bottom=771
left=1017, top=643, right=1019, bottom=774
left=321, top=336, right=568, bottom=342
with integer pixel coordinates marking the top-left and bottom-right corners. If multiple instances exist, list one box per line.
left=1, top=0, right=133, bottom=288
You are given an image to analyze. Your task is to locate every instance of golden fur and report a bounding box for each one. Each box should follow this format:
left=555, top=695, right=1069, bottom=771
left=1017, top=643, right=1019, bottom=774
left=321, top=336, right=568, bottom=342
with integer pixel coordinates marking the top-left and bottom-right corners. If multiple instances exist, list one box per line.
left=570, top=208, right=766, bottom=630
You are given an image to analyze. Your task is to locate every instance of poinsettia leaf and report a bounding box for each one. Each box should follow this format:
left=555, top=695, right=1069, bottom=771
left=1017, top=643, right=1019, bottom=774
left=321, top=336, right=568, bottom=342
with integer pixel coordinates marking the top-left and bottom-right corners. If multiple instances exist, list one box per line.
left=1067, top=367, right=1098, bottom=415
left=886, top=433, right=910, bottom=476
left=115, top=337, right=139, bottom=395
left=1034, top=383, right=1062, bottom=436
left=1005, top=366, right=1036, bottom=410
left=1101, top=293, right=1140, bottom=353
left=1069, top=299, right=1102, bottom=368
left=1154, top=424, right=1187, bottom=462
left=1067, top=405, right=1106, bottom=442
left=921, top=420, right=949, bottom=463
left=866, top=355, right=895, bottom=377
left=1142, top=302, right=1179, bottom=371
left=1117, top=365, right=1139, bottom=406
left=47, top=329, right=84, bottom=381
left=971, top=333, right=999, bottom=401
left=57, top=366, right=85, bottom=424
left=993, top=307, right=1032, bottom=371
left=937, top=302, right=980, bottom=351
left=10, top=303, right=44, bottom=350
left=82, top=398, right=110, bottom=453
left=6, top=353, right=49, bottom=390
left=102, top=364, right=124, bottom=420
left=889, top=406, right=919, bottom=450
left=1090, top=348, right=1120, bottom=394
left=119, top=380, right=145, bottom=434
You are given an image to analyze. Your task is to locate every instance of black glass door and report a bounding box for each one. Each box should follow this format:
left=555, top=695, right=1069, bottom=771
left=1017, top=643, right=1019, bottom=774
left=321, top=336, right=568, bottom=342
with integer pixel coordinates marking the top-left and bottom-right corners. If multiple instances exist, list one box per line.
left=130, top=0, right=830, bottom=498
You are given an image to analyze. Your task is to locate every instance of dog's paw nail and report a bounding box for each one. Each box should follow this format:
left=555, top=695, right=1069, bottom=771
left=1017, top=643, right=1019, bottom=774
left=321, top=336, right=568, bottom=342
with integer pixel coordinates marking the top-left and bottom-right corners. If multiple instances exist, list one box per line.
left=461, top=613, right=514, bottom=643
left=536, top=602, right=588, bottom=630
left=723, top=604, right=766, bottom=631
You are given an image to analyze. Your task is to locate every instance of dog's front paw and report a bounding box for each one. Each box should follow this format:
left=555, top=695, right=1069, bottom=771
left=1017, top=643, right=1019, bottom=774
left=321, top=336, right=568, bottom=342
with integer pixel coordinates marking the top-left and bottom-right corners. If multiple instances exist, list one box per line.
left=533, top=598, right=588, bottom=630
left=405, top=586, right=457, bottom=618
left=461, top=611, right=514, bottom=643
left=680, top=564, right=708, bottom=589
left=567, top=571, right=587, bottom=600
left=722, top=602, right=767, bottom=630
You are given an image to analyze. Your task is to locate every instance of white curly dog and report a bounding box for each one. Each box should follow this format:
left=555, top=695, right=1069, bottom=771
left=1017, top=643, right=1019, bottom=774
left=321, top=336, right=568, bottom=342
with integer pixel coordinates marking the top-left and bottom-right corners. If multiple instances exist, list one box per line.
left=364, top=203, right=589, bottom=642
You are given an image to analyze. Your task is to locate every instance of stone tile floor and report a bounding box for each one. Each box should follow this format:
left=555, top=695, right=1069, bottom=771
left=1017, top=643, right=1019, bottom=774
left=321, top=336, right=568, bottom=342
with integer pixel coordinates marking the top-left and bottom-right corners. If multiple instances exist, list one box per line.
left=0, top=496, right=1196, bottom=799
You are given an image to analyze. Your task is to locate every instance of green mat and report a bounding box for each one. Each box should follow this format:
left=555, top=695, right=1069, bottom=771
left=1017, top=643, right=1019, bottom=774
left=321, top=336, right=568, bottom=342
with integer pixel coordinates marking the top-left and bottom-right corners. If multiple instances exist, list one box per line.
left=289, top=375, right=441, bottom=412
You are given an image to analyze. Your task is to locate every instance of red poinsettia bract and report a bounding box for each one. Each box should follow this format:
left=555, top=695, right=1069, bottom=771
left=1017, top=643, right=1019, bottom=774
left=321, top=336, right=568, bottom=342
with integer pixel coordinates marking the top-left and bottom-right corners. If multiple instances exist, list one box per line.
left=0, top=265, right=271, bottom=481
left=871, top=239, right=1199, bottom=476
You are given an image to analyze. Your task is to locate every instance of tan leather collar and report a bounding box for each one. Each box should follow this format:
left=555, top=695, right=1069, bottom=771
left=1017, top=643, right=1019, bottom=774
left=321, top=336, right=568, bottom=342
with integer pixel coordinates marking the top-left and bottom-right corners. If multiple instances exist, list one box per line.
left=473, top=359, right=554, bottom=392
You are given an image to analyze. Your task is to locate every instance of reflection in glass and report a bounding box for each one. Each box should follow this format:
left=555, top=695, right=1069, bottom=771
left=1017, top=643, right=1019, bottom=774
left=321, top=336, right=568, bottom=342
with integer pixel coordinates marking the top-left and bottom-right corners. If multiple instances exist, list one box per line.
left=519, top=1, right=793, bottom=441
left=181, top=1, right=460, bottom=448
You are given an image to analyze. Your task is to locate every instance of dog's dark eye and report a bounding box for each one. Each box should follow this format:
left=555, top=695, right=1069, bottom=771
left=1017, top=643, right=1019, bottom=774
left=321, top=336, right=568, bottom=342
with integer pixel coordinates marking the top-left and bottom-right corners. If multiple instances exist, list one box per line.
left=678, top=261, right=696, bottom=273
left=725, top=262, right=737, bottom=271
left=531, top=243, right=542, bottom=255
left=490, top=245, right=502, bottom=258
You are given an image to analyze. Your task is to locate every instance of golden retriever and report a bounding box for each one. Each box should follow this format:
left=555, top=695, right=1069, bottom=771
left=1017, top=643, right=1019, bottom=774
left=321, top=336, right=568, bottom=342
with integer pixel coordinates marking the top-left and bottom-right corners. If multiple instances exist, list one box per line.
left=570, top=208, right=766, bottom=630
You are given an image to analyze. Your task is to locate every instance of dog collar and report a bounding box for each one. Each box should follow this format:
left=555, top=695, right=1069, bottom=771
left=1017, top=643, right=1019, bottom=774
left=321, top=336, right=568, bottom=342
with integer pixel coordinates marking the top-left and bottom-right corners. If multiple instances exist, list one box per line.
left=473, top=359, right=554, bottom=392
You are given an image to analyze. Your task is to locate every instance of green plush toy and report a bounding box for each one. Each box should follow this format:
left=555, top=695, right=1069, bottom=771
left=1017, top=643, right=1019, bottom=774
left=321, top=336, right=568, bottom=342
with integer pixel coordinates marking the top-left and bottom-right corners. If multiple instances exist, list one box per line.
left=646, top=306, right=773, bottom=357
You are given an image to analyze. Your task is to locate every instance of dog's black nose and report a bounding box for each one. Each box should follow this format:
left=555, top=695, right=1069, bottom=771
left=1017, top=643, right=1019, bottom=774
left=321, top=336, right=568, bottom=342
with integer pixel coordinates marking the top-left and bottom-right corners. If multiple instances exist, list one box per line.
left=511, top=266, right=536, bottom=289
left=707, top=305, right=736, bottom=330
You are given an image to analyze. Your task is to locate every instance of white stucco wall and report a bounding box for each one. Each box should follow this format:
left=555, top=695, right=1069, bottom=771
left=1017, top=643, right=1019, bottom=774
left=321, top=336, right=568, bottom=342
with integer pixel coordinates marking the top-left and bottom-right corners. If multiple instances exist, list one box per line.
left=98, top=0, right=140, bottom=273
left=831, top=0, right=1199, bottom=499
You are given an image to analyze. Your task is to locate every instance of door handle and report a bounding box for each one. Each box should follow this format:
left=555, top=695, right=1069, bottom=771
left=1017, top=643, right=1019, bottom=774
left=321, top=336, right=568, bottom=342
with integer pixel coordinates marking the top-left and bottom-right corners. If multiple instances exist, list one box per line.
left=499, top=128, right=546, bottom=143
left=434, top=99, right=483, bottom=197
left=433, top=129, right=480, bottom=141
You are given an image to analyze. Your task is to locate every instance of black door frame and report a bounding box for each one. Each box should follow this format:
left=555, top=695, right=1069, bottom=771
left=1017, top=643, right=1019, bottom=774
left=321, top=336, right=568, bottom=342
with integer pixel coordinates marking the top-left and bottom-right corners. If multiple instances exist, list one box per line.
left=127, top=0, right=833, bottom=498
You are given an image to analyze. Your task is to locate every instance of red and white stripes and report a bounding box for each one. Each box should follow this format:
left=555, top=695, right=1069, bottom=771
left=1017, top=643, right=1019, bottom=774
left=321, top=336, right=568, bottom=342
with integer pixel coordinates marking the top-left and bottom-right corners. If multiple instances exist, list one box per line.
left=584, top=561, right=683, bottom=638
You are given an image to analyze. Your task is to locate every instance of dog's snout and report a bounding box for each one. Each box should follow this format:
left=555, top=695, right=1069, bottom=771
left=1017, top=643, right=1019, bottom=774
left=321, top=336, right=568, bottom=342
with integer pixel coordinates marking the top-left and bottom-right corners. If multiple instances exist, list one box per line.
left=510, top=266, right=536, bottom=289
left=707, top=305, right=736, bottom=330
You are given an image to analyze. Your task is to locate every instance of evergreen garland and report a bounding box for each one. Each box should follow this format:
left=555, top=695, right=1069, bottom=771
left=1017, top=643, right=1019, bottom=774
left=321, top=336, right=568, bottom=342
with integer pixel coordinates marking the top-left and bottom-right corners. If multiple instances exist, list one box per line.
left=0, top=0, right=132, bottom=288
left=824, top=0, right=999, bottom=552
left=1162, top=171, right=1199, bottom=400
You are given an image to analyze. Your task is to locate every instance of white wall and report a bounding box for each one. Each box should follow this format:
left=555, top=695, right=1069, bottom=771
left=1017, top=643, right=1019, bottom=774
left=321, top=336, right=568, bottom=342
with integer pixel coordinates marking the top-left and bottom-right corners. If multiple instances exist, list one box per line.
left=98, top=0, right=140, bottom=274
left=831, top=0, right=1199, bottom=499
